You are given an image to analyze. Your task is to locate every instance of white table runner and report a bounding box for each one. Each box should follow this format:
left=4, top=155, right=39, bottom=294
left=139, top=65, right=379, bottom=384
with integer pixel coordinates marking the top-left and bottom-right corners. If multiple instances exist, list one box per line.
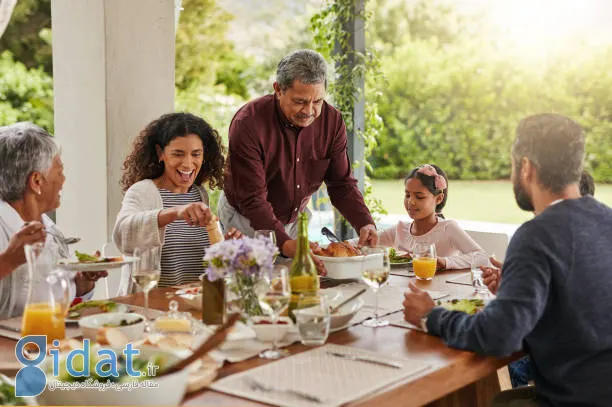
left=211, top=344, right=432, bottom=407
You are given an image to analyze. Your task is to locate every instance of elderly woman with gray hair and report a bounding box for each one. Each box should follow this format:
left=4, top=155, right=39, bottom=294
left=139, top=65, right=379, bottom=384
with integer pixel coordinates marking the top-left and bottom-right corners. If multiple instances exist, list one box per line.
left=0, top=122, right=106, bottom=319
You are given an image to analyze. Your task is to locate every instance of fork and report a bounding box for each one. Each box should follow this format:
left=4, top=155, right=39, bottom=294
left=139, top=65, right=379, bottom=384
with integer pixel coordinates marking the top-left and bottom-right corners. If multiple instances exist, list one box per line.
left=45, top=228, right=81, bottom=245
left=244, top=377, right=323, bottom=404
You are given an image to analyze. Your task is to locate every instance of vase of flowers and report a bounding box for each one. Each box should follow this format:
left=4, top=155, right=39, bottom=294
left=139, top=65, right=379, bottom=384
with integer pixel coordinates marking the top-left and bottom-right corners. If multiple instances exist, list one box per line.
left=203, top=236, right=278, bottom=321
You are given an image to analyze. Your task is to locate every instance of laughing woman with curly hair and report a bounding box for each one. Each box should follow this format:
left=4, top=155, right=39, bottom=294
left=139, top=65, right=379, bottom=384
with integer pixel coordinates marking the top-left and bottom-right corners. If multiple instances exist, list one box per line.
left=113, top=113, right=242, bottom=287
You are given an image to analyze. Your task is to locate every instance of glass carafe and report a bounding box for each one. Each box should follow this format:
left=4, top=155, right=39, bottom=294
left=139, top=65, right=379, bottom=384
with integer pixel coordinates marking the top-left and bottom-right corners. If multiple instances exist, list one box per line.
left=22, top=242, right=71, bottom=343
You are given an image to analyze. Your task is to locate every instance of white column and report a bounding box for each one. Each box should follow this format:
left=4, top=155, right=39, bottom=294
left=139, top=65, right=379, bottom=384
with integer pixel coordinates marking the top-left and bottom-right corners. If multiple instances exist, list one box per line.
left=52, top=0, right=175, bottom=251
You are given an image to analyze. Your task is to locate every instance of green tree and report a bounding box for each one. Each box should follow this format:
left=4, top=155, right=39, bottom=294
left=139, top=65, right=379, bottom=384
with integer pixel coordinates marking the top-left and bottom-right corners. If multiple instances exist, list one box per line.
left=368, top=0, right=612, bottom=182
left=176, top=0, right=253, bottom=98
left=0, top=0, right=52, bottom=74
left=0, top=50, right=54, bottom=130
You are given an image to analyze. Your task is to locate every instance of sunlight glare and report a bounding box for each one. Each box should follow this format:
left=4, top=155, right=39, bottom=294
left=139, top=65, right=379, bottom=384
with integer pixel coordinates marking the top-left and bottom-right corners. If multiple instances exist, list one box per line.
left=488, top=0, right=598, bottom=50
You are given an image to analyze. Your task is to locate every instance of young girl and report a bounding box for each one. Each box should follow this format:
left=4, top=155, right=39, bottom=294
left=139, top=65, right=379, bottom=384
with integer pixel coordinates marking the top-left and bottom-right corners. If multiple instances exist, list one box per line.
left=378, top=164, right=484, bottom=269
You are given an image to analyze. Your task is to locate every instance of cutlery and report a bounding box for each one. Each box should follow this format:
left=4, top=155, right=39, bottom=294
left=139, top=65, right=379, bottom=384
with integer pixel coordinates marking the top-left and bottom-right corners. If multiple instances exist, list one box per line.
left=245, top=377, right=323, bottom=404
left=321, top=227, right=340, bottom=243
left=319, top=276, right=360, bottom=287
left=0, top=323, right=20, bottom=333
left=44, top=227, right=81, bottom=245
left=63, top=237, right=81, bottom=245
left=326, top=351, right=403, bottom=369
left=329, top=288, right=367, bottom=314
left=157, top=313, right=241, bottom=378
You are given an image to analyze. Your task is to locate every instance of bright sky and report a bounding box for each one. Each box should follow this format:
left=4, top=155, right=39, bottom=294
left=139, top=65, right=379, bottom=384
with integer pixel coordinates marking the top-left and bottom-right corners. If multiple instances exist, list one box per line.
left=459, top=0, right=612, bottom=47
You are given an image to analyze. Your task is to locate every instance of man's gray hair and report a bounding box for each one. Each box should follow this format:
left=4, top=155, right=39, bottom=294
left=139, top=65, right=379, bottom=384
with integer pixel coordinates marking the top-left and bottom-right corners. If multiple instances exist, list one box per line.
left=0, top=122, right=59, bottom=202
left=276, top=49, right=327, bottom=91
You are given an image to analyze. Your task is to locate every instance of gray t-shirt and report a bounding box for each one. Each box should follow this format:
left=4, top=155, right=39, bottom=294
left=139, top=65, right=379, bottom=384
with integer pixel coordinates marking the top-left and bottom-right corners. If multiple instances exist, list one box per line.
left=427, top=196, right=612, bottom=407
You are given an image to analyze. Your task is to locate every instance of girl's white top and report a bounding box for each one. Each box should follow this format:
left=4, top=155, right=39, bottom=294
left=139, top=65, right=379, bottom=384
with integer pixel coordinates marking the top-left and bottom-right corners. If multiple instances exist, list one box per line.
left=377, top=218, right=485, bottom=269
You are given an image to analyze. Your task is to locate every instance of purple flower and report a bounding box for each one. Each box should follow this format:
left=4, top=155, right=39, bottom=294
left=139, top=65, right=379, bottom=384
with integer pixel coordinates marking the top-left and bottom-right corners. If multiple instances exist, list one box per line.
left=203, top=236, right=279, bottom=281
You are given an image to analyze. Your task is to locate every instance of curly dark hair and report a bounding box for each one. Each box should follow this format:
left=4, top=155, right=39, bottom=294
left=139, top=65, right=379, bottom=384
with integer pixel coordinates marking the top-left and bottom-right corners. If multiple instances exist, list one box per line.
left=120, top=113, right=225, bottom=191
left=405, top=164, right=449, bottom=216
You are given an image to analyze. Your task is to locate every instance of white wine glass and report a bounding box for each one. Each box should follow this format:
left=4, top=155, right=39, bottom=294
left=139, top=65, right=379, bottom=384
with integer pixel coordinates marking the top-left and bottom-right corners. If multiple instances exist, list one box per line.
left=256, top=265, right=290, bottom=359
left=361, top=246, right=391, bottom=328
left=132, top=246, right=161, bottom=330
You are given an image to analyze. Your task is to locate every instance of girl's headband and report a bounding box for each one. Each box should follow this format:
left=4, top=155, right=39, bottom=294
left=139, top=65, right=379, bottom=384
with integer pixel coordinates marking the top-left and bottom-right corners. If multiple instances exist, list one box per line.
left=417, top=164, right=447, bottom=191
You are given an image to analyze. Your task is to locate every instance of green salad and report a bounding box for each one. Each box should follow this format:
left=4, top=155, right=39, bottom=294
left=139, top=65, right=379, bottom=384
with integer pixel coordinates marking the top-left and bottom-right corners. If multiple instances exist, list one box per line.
left=75, top=250, right=100, bottom=262
left=0, top=376, right=26, bottom=406
left=67, top=300, right=118, bottom=319
left=437, top=298, right=486, bottom=315
left=389, top=248, right=412, bottom=264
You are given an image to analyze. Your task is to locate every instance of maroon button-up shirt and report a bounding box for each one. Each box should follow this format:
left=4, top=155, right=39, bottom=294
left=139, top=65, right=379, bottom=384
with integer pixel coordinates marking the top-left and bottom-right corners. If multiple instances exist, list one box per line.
left=224, top=94, right=374, bottom=248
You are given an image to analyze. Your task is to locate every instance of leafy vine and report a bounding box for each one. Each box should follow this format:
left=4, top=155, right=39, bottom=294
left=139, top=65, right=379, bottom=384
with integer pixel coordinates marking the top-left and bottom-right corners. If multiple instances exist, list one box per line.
left=310, top=0, right=387, bottom=220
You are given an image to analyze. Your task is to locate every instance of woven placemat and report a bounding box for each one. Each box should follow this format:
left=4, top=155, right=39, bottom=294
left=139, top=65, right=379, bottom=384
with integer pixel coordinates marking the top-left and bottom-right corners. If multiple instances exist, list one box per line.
left=211, top=343, right=432, bottom=407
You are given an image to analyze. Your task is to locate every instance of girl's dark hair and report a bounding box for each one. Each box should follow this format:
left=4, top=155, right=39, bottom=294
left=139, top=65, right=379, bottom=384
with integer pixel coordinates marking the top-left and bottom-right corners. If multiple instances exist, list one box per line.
left=120, top=113, right=226, bottom=191
left=405, top=164, right=449, bottom=216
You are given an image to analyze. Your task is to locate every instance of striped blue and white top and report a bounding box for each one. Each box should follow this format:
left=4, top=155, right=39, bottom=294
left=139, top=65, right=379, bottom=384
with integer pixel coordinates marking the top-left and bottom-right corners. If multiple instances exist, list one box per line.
left=158, top=186, right=210, bottom=287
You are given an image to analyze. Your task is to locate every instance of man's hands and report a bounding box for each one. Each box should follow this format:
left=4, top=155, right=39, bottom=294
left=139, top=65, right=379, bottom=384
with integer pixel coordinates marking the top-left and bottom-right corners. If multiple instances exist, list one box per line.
left=0, top=222, right=46, bottom=273
left=358, top=224, right=378, bottom=247
left=402, top=281, right=435, bottom=327
left=481, top=256, right=503, bottom=294
left=224, top=227, right=243, bottom=240
left=281, top=239, right=327, bottom=276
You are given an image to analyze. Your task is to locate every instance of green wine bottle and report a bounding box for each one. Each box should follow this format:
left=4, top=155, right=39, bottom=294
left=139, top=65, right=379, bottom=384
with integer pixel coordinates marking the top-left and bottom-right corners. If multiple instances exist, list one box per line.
left=288, top=211, right=320, bottom=321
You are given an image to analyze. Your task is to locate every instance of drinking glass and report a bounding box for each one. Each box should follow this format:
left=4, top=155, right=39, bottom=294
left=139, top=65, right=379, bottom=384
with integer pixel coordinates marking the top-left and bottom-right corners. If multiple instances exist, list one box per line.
left=471, top=253, right=493, bottom=298
left=131, top=246, right=161, bottom=330
left=412, top=243, right=437, bottom=280
left=361, top=246, right=391, bottom=328
left=256, top=265, right=291, bottom=359
left=295, top=292, right=330, bottom=345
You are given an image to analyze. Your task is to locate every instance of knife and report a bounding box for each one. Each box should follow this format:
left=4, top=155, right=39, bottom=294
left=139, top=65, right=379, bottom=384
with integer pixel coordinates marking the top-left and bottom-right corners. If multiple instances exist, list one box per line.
left=321, top=227, right=341, bottom=243
left=0, top=323, right=20, bottom=333
left=329, top=288, right=367, bottom=314
left=327, top=351, right=403, bottom=369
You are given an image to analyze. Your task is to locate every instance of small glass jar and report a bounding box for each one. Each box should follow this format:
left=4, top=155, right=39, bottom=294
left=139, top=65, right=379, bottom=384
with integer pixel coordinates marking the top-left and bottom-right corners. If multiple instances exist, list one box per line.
left=152, top=300, right=196, bottom=334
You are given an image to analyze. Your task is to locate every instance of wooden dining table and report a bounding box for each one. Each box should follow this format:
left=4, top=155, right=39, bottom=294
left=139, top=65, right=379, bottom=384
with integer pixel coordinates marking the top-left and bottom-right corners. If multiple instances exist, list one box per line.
left=0, top=268, right=520, bottom=407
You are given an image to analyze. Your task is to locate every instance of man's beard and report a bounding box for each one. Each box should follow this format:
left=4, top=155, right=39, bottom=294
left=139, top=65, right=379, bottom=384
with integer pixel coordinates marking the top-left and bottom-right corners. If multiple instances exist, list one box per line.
left=513, top=175, right=535, bottom=212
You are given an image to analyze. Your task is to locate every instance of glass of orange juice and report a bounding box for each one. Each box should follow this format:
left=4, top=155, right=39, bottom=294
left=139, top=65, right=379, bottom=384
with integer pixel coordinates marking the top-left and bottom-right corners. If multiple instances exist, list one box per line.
left=412, top=243, right=437, bottom=280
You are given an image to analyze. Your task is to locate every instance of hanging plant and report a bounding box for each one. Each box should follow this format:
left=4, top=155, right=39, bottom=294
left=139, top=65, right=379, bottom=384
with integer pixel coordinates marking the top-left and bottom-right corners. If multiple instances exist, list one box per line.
left=310, top=0, right=387, bottom=219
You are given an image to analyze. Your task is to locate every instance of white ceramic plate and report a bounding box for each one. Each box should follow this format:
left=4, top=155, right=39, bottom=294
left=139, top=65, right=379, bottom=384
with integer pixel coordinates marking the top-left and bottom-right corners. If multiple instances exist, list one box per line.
left=178, top=293, right=202, bottom=310
left=196, top=321, right=256, bottom=350
left=58, top=256, right=138, bottom=272
left=390, top=260, right=412, bottom=268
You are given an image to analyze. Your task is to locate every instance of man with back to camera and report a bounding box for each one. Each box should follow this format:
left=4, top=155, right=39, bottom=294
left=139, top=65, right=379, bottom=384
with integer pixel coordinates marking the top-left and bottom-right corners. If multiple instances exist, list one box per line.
left=219, top=49, right=377, bottom=259
left=403, top=113, right=612, bottom=406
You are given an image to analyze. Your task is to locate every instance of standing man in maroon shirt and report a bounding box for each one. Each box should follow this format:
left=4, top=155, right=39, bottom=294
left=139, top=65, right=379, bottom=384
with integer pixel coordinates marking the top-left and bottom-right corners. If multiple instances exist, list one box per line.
left=219, top=49, right=378, bottom=258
